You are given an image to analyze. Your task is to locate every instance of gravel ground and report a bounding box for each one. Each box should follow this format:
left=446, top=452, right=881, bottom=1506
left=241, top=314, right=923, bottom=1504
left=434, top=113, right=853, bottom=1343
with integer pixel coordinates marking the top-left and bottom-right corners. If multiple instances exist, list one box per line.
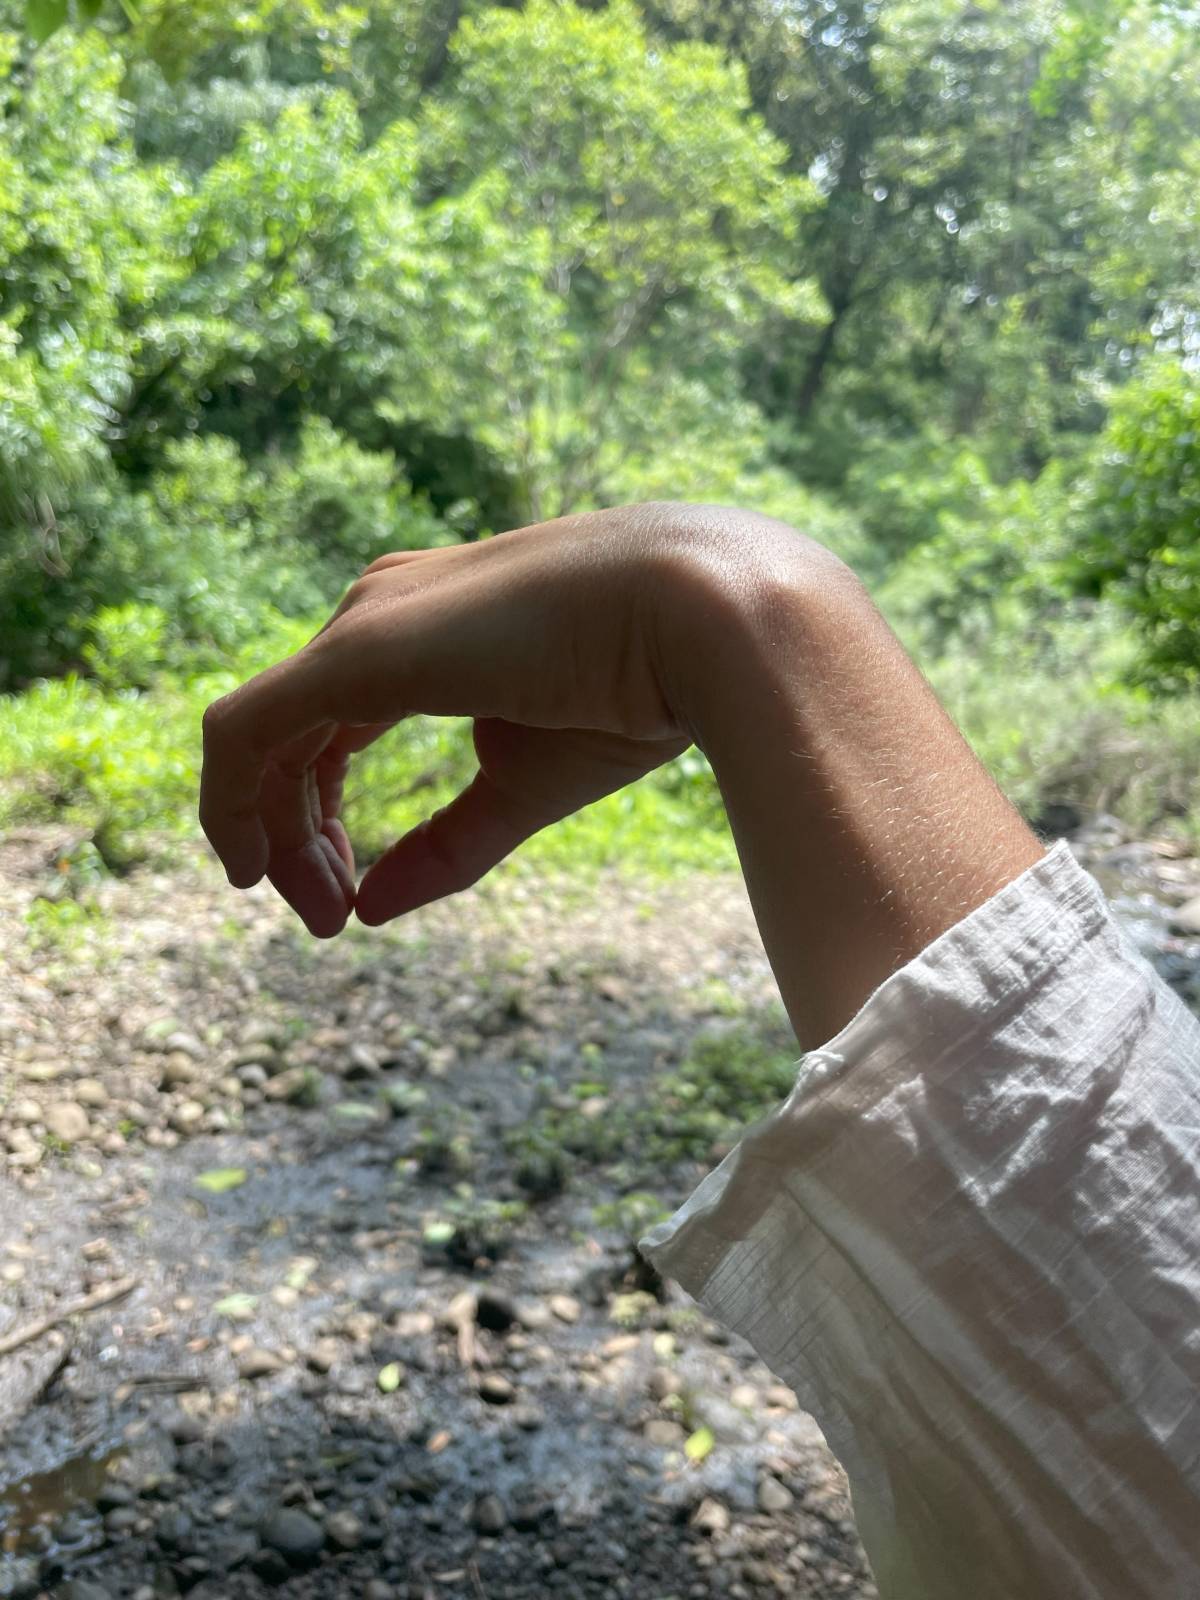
left=2, top=818, right=1198, bottom=1600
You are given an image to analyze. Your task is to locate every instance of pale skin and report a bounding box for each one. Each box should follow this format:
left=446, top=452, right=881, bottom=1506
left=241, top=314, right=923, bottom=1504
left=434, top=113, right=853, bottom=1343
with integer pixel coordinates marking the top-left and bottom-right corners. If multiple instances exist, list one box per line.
left=199, top=502, right=1045, bottom=1048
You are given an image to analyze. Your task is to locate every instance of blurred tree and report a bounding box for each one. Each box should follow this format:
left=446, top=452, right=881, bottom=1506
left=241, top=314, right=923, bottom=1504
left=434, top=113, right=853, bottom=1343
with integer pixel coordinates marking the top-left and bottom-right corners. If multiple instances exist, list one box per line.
left=1069, top=358, right=1200, bottom=692
left=642, top=0, right=1198, bottom=490
left=401, top=0, right=818, bottom=521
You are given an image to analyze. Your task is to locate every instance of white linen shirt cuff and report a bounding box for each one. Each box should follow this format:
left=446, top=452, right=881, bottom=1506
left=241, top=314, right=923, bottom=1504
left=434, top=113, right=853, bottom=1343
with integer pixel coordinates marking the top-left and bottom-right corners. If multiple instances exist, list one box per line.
left=639, top=839, right=1200, bottom=1600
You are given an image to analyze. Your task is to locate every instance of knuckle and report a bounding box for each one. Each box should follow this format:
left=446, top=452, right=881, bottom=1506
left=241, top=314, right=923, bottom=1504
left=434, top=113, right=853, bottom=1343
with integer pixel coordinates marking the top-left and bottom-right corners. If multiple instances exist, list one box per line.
left=360, top=553, right=400, bottom=578
left=335, top=574, right=378, bottom=614
left=201, top=696, right=230, bottom=742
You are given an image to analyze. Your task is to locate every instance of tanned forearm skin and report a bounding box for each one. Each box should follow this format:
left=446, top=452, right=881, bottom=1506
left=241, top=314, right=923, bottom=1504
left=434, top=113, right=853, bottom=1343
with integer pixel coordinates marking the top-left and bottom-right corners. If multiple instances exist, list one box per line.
left=199, top=502, right=1045, bottom=1051
left=648, top=505, right=1045, bottom=1044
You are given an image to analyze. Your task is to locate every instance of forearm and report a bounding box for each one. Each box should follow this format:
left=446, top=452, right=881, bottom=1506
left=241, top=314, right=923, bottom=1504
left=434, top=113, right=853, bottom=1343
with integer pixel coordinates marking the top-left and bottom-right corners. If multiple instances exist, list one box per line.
left=657, top=507, right=1044, bottom=1047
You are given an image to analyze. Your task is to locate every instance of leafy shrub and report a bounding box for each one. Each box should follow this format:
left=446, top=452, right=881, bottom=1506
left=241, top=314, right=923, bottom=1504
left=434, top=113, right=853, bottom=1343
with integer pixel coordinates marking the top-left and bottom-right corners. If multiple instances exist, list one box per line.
left=1067, top=358, right=1200, bottom=692
left=1, top=422, right=460, bottom=687
left=924, top=605, right=1200, bottom=839
left=81, top=602, right=171, bottom=690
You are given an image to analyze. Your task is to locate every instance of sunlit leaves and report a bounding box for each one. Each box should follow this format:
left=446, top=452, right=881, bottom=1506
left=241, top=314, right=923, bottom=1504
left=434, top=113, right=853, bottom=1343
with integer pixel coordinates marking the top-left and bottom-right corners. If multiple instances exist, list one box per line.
left=403, top=0, right=817, bottom=518
left=1070, top=359, right=1200, bottom=690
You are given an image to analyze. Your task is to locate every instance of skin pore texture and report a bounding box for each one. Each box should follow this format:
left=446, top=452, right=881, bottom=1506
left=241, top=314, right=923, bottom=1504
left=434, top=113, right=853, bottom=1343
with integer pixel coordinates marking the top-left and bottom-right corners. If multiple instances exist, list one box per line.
left=199, top=501, right=1045, bottom=1050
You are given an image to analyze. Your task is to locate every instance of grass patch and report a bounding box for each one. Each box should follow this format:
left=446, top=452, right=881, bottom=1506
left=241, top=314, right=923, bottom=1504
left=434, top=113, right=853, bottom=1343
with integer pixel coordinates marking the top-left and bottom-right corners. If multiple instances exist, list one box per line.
left=507, top=1017, right=799, bottom=1187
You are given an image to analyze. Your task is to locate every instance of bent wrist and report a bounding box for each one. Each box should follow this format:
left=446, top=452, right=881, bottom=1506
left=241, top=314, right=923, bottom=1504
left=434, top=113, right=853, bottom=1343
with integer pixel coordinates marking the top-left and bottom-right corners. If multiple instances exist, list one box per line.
left=642, top=501, right=856, bottom=750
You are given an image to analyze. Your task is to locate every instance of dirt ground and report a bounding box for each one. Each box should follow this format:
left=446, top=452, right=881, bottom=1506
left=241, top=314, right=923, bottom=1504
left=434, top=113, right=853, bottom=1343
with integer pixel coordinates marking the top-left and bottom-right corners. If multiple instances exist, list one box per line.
left=2, top=819, right=1198, bottom=1600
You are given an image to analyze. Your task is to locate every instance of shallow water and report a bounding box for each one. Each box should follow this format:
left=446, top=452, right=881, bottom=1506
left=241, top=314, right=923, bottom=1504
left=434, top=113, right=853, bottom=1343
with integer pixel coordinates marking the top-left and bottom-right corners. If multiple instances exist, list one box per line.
left=0, top=1444, right=119, bottom=1557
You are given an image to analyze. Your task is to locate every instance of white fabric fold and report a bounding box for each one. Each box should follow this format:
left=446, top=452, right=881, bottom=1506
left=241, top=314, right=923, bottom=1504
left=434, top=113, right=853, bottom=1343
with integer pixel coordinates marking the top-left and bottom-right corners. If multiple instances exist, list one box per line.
left=640, top=839, right=1200, bottom=1598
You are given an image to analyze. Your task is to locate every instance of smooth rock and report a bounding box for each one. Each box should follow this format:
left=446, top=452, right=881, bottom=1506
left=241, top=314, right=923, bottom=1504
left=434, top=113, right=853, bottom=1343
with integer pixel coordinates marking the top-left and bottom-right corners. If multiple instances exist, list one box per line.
left=648, top=1367, right=683, bottom=1401
left=264, top=1067, right=321, bottom=1107
left=644, top=1419, right=685, bottom=1448
left=478, top=1373, right=515, bottom=1406
left=238, top=1348, right=285, bottom=1380
left=258, top=1507, right=326, bottom=1566
left=757, top=1476, right=794, bottom=1514
left=155, top=1509, right=193, bottom=1550
left=165, top=1031, right=206, bottom=1059
left=96, top=1483, right=135, bottom=1513
left=44, top=1102, right=90, bottom=1143
left=169, top=1099, right=205, bottom=1133
left=19, top=1061, right=62, bottom=1082
left=344, top=1043, right=380, bottom=1079
left=514, top=1300, right=552, bottom=1332
left=305, top=1340, right=339, bottom=1374
left=691, top=1497, right=731, bottom=1536
left=159, top=1054, right=197, bottom=1087
left=472, top=1493, right=507, bottom=1535
left=1170, top=895, right=1200, bottom=936
left=324, top=1509, right=362, bottom=1551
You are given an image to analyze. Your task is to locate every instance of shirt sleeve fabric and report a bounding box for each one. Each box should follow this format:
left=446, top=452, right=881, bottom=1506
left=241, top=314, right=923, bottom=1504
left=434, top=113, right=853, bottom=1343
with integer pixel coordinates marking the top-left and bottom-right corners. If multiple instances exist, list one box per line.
left=639, top=839, right=1200, bottom=1600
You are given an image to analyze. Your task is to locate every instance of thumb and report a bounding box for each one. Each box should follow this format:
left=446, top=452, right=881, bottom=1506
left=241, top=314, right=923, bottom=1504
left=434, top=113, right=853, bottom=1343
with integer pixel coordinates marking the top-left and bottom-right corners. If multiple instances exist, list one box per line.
left=354, top=768, right=549, bottom=925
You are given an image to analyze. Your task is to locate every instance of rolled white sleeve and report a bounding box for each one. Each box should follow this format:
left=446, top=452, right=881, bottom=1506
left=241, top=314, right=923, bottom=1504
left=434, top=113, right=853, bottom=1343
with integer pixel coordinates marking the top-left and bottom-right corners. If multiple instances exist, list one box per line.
left=640, top=839, right=1200, bottom=1599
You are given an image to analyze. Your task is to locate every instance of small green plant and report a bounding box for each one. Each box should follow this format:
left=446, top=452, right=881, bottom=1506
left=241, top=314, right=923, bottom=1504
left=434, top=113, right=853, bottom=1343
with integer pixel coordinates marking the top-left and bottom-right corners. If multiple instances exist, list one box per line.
left=423, top=1193, right=529, bottom=1267
left=413, top=1111, right=476, bottom=1178
left=24, top=893, right=112, bottom=955
left=507, top=1127, right=570, bottom=1200
left=513, top=1015, right=801, bottom=1184
left=647, top=1024, right=797, bottom=1165
left=593, top=1192, right=671, bottom=1241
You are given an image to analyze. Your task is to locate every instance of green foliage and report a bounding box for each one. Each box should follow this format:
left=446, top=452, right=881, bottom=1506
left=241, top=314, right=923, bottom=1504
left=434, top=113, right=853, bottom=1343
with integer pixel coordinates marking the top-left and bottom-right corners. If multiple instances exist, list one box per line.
left=406, top=0, right=817, bottom=520
left=593, top=1192, right=671, bottom=1241
left=1068, top=359, right=1200, bottom=691
left=3, top=0, right=1200, bottom=858
left=923, top=607, right=1200, bottom=839
left=81, top=602, right=170, bottom=689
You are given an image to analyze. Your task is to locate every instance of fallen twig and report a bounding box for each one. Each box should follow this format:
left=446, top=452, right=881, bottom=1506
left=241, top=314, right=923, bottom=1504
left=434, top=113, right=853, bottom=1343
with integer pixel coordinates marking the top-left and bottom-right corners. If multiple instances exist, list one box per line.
left=0, top=1275, right=139, bottom=1358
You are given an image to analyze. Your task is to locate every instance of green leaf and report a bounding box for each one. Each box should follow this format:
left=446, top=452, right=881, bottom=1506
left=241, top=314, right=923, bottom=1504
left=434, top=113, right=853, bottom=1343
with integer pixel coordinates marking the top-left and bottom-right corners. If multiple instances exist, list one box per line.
left=194, top=1167, right=247, bottom=1194
left=213, top=1292, right=258, bottom=1320
left=77, top=0, right=104, bottom=18
left=377, top=1362, right=404, bottom=1393
left=331, top=1100, right=383, bottom=1123
left=28, top=0, right=68, bottom=43
left=684, top=1426, right=715, bottom=1464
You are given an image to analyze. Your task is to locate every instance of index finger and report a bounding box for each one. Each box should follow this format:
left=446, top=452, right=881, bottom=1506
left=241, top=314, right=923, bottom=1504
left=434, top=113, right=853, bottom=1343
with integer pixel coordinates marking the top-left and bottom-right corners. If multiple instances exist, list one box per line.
left=199, top=650, right=331, bottom=887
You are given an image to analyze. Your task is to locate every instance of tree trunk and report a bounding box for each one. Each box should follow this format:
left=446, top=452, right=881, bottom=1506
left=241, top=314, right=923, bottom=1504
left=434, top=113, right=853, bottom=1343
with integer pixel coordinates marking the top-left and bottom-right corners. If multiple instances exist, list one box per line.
left=793, top=301, right=846, bottom=421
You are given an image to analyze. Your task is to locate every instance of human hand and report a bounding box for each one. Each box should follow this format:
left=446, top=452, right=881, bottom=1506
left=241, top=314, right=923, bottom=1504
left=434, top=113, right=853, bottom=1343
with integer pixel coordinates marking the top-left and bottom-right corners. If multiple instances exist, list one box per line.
left=199, top=503, right=702, bottom=937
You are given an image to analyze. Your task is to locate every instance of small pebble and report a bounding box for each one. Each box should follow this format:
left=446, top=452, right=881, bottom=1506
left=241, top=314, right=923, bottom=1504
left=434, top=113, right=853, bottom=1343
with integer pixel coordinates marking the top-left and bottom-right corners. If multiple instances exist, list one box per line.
left=757, top=1475, right=794, bottom=1515
left=472, top=1493, right=507, bottom=1535
left=478, top=1373, right=515, bottom=1405
left=324, top=1509, right=363, bottom=1551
